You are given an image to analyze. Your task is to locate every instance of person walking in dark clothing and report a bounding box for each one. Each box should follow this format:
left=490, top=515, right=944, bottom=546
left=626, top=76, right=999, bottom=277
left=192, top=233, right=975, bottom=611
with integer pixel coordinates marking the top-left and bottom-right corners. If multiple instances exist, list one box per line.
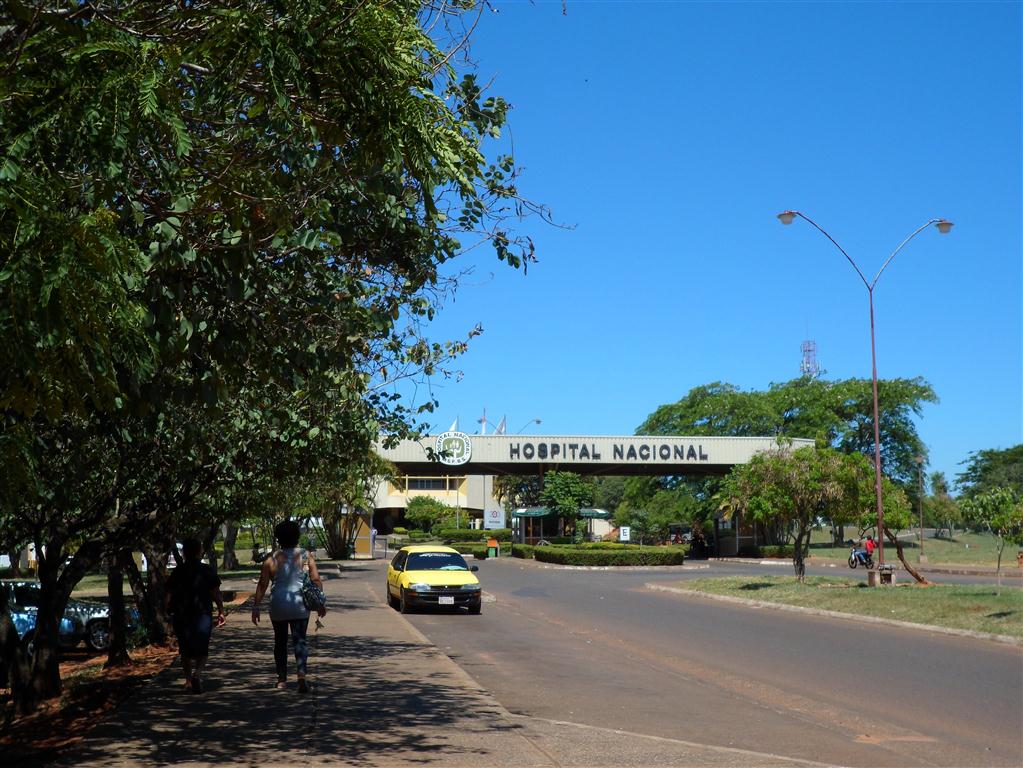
left=165, top=538, right=225, bottom=693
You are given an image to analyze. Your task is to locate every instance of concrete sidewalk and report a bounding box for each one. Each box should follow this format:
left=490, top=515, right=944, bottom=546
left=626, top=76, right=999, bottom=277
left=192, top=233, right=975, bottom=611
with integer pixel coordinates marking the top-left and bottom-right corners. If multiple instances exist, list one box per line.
left=64, top=559, right=834, bottom=768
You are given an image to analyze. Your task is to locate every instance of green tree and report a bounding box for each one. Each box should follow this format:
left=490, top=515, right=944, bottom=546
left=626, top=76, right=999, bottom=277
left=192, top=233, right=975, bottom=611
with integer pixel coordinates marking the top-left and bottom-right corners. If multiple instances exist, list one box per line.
left=405, top=496, right=453, bottom=533
left=960, top=488, right=1023, bottom=586
left=0, top=0, right=540, bottom=710
left=719, top=446, right=916, bottom=581
left=614, top=488, right=697, bottom=545
left=494, top=474, right=543, bottom=511
left=632, top=377, right=936, bottom=544
left=539, top=471, right=593, bottom=539
left=925, top=471, right=961, bottom=539
left=956, top=446, right=1023, bottom=498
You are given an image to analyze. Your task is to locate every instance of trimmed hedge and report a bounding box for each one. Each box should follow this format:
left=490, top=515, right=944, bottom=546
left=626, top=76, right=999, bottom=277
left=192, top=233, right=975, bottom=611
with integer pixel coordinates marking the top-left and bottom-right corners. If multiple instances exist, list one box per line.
left=737, top=544, right=796, bottom=559
left=511, top=544, right=535, bottom=559
left=533, top=547, right=686, bottom=567
left=437, top=528, right=512, bottom=542
left=450, top=544, right=489, bottom=559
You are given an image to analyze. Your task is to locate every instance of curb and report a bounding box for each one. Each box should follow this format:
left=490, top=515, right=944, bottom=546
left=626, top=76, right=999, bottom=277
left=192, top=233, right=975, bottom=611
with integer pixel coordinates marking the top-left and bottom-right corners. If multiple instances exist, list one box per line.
left=645, top=582, right=1022, bottom=646
left=720, top=557, right=1023, bottom=578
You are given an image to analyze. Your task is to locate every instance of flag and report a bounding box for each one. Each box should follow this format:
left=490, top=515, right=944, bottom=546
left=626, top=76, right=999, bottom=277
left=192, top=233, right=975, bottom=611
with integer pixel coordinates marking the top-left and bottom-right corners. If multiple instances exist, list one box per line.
left=495, top=416, right=507, bottom=435
left=448, top=417, right=459, bottom=432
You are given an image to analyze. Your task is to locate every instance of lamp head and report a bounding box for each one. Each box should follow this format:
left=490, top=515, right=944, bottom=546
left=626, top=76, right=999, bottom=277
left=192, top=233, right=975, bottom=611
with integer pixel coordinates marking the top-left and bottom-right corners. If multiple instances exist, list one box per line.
left=777, top=211, right=797, bottom=225
left=935, top=219, right=953, bottom=234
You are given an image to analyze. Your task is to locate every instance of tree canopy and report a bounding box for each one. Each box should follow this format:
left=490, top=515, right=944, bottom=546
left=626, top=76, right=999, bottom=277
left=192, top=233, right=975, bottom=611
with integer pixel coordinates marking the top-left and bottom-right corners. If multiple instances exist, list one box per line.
left=955, top=445, right=1023, bottom=498
left=0, top=0, right=538, bottom=711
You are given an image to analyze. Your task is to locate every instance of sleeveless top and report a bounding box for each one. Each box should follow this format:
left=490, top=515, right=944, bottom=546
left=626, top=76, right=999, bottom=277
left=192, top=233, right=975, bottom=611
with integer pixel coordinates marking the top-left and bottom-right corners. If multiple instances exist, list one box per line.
left=269, top=548, right=310, bottom=622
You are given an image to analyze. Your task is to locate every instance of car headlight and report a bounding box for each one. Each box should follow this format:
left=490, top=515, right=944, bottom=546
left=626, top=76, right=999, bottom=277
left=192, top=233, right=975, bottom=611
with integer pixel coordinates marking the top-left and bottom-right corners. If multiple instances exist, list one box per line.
left=460, top=584, right=481, bottom=591
left=409, top=583, right=432, bottom=592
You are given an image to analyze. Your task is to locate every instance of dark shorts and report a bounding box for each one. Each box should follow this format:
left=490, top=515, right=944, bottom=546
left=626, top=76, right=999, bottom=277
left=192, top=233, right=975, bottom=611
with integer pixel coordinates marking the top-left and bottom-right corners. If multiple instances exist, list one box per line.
left=173, top=613, right=213, bottom=658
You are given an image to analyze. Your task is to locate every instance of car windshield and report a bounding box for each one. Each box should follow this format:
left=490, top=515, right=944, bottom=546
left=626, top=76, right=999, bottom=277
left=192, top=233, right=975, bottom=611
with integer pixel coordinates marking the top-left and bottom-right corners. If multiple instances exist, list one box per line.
left=13, top=584, right=40, bottom=606
left=405, top=552, right=469, bottom=571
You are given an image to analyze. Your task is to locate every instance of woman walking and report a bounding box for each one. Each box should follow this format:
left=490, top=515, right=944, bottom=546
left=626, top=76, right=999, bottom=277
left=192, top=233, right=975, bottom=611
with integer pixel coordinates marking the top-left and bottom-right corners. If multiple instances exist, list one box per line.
left=165, top=538, right=226, bottom=693
left=251, top=520, right=326, bottom=692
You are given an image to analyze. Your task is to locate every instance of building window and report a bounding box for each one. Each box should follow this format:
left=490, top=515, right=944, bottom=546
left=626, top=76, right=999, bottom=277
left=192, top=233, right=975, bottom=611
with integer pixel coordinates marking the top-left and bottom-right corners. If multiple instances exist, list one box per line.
left=407, top=478, right=446, bottom=490
left=402, top=477, right=464, bottom=492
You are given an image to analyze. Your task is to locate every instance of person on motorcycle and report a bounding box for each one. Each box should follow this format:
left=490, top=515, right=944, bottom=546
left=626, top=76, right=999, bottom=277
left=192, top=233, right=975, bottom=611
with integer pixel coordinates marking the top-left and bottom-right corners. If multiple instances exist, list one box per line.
left=864, top=535, right=876, bottom=558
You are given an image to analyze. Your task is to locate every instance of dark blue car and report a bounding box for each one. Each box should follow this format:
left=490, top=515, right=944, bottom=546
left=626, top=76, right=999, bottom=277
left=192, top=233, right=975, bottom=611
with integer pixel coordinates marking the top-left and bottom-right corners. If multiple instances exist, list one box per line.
left=2, top=580, right=138, bottom=652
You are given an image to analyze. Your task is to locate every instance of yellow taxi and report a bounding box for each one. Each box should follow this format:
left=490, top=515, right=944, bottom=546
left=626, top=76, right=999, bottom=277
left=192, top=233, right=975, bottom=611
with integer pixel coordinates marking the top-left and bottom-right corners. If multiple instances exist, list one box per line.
left=386, top=545, right=482, bottom=615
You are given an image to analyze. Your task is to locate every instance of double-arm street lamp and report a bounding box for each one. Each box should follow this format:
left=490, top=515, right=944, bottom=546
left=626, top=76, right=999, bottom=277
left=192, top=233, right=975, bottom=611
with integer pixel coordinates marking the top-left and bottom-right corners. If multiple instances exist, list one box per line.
left=777, top=211, right=953, bottom=568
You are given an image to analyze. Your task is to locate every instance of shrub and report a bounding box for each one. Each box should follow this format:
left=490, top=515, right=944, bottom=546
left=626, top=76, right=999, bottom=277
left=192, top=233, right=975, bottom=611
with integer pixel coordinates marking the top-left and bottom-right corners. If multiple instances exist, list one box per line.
left=437, top=528, right=512, bottom=542
left=533, top=547, right=686, bottom=567
left=734, top=544, right=795, bottom=558
left=511, top=544, right=536, bottom=559
left=392, top=527, right=408, bottom=535
left=450, top=544, right=488, bottom=559
left=408, top=530, right=435, bottom=542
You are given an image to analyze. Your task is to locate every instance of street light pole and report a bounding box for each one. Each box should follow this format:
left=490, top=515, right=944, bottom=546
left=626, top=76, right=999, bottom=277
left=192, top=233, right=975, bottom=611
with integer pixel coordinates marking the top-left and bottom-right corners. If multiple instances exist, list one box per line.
left=777, top=211, right=952, bottom=568
left=516, top=418, right=542, bottom=434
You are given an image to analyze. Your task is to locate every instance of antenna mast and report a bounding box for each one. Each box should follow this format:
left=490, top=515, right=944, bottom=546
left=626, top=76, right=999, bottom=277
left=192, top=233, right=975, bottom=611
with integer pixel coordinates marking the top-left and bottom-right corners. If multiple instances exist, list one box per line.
left=800, top=340, right=821, bottom=379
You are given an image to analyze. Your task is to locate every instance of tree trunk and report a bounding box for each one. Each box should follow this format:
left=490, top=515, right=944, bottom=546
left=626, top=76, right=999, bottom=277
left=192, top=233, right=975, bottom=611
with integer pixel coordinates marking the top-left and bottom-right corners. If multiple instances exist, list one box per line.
left=996, top=537, right=1004, bottom=589
left=883, top=527, right=929, bottom=584
left=0, top=593, right=35, bottom=715
left=221, top=521, right=240, bottom=571
left=5, top=547, right=21, bottom=578
left=831, top=523, right=844, bottom=546
left=128, top=544, right=170, bottom=646
left=202, top=524, right=219, bottom=578
left=792, top=524, right=809, bottom=582
left=123, top=550, right=155, bottom=644
left=104, top=550, right=132, bottom=668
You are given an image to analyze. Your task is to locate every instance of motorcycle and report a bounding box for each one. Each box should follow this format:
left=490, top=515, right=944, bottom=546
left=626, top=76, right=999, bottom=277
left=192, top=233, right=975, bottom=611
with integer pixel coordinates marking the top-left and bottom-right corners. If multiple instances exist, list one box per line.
left=848, top=547, right=874, bottom=570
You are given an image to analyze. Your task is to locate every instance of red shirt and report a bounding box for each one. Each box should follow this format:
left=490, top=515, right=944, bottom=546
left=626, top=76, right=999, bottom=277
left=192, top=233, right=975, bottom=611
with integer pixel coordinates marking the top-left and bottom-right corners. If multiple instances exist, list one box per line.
left=865, top=539, right=876, bottom=555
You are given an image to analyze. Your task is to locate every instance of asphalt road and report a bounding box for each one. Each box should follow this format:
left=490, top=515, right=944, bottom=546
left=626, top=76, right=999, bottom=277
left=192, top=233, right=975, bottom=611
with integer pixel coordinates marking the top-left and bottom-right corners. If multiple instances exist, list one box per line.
left=394, top=558, right=1023, bottom=768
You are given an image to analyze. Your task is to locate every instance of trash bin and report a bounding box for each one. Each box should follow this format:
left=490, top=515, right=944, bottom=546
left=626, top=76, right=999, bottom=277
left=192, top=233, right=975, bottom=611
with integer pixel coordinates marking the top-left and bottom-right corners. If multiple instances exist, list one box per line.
left=486, top=538, right=500, bottom=559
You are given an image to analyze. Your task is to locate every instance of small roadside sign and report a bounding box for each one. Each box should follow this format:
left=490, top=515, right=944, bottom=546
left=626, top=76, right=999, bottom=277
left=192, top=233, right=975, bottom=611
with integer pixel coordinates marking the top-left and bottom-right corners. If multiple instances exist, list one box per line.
left=484, top=508, right=505, bottom=530
left=620, top=526, right=631, bottom=542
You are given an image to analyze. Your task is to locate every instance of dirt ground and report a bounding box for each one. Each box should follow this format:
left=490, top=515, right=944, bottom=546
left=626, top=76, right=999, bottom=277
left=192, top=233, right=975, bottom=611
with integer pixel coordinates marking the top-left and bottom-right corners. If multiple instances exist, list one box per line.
left=0, top=592, right=250, bottom=766
left=0, top=643, right=179, bottom=764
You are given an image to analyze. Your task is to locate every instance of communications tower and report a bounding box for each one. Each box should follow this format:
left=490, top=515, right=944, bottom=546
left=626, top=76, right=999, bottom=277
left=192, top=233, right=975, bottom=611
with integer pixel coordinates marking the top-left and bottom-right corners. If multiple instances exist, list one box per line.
left=800, top=340, right=821, bottom=379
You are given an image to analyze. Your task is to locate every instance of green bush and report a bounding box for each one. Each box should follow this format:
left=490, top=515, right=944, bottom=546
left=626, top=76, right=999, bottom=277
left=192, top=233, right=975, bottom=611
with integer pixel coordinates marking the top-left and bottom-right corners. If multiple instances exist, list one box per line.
left=736, top=544, right=795, bottom=558
left=408, top=530, right=435, bottom=542
left=533, top=547, right=686, bottom=567
left=511, top=544, right=536, bottom=559
left=392, top=527, right=408, bottom=535
left=437, top=528, right=512, bottom=542
left=450, top=544, right=488, bottom=559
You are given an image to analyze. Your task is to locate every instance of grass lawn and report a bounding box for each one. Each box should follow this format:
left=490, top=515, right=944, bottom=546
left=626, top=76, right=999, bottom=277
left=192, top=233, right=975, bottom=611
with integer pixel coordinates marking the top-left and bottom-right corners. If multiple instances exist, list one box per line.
left=808, top=529, right=1019, bottom=568
left=677, top=574, right=1023, bottom=638
left=71, top=566, right=263, bottom=597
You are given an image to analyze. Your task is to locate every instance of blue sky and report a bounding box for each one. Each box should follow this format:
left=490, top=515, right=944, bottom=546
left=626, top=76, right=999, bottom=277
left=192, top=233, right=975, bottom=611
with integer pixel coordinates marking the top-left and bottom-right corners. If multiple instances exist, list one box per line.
left=411, top=1, right=1021, bottom=490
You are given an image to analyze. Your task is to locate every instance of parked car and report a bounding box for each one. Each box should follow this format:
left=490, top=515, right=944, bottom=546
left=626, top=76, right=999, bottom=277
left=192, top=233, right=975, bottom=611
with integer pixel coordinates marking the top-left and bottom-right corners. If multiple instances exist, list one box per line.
left=6, top=603, right=81, bottom=655
left=1, top=580, right=138, bottom=652
left=386, top=545, right=482, bottom=615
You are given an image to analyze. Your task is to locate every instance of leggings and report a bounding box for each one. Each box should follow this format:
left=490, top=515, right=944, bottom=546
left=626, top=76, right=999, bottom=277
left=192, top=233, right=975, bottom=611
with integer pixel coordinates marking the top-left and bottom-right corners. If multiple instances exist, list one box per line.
left=271, top=617, right=309, bottom=679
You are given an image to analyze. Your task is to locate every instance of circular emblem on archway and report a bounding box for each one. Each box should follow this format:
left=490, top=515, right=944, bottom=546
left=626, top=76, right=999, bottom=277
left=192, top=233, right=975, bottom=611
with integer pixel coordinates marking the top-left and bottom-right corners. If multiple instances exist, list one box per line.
left=436, top=431, right=472, bottom=466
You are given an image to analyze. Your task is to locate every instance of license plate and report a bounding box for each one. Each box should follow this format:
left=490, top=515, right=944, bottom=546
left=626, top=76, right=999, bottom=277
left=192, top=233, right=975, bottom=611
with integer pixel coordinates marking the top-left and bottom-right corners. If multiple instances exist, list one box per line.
left=438, top=595, right=455, bottom=605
